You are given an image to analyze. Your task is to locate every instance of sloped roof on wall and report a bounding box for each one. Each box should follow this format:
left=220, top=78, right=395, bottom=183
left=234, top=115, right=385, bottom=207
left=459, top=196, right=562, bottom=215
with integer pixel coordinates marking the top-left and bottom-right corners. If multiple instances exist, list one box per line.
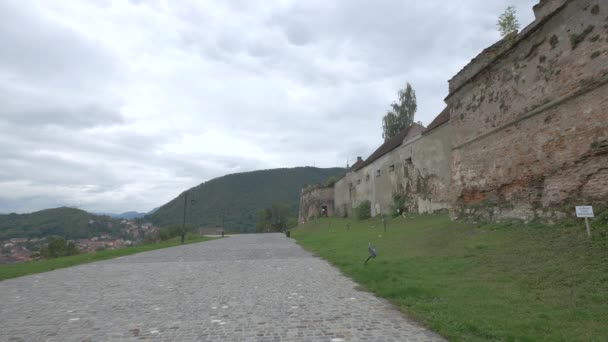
left=423, top=107, right=450, bottom=134
left=349, top=158, right=365, bottom=171
left=354, top=122, right=425, bottom=171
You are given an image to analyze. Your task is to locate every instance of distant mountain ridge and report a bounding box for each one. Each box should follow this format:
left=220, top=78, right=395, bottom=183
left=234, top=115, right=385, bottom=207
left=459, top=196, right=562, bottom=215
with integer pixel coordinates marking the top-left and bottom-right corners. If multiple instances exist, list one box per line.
left=113, top=211, right=146, bottom=219
left=146, top=167, right=344, bottom=232
left=95, top=210, right=155, bottom=219
left=0, top=207, right=126, bottom=240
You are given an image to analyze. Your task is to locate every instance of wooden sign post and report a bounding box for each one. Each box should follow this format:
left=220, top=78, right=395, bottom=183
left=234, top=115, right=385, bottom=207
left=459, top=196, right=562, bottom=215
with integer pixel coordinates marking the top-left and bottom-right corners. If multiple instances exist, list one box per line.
left=575, top=206, right=594, bottom=238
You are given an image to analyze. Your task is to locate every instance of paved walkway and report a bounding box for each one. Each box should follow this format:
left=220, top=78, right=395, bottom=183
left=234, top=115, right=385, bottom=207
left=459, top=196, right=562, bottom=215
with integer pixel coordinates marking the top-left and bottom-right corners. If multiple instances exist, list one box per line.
left=0, top=234, right=444, bottom=341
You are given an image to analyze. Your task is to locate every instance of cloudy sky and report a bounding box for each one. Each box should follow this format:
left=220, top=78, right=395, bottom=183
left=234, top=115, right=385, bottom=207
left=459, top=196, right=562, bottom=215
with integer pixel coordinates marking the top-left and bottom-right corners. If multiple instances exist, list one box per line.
left=0, top=0, right=536, bottom=214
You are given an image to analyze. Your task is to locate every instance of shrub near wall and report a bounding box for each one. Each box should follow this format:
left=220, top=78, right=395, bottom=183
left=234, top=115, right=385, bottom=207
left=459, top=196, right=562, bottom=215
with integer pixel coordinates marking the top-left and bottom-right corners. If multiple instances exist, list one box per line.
left=391, top=193, right=408, bottom=217
left=356, top=200, right=371, bottom=220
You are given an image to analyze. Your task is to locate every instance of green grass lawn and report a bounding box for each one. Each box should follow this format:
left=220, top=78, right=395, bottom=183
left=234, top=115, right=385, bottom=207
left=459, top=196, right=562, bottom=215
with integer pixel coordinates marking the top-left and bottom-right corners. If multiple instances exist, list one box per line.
left=0, top=234, right=218, bottom=281
left=292, top=214, right=608, bottom=341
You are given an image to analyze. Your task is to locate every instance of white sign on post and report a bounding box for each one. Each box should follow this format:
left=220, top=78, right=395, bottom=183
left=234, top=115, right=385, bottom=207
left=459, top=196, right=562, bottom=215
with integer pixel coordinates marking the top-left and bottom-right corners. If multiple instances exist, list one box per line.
left=575, top=206, right=594, bottom=238
left=576, top=206, right=594, bottom=218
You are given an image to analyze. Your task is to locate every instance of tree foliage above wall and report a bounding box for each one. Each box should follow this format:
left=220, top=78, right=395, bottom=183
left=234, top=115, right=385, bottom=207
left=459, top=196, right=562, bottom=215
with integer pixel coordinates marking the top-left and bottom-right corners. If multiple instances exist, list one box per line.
left=497, top=6, right=520, bottom=38
left=382, top=83, right=417, bottom=141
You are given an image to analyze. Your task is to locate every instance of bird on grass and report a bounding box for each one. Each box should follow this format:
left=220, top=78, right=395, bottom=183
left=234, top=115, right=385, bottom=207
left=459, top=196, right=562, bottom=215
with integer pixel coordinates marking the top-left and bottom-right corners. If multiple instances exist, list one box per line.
left=364, top=242, right=377, bottom=265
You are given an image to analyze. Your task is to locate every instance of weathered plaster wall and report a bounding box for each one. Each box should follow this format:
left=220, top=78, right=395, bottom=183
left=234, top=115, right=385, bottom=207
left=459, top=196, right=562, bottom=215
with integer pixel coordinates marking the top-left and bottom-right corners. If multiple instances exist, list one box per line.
left=334, top=152, right=403, bottom=218
left=333, top=173, right=353, bottom=218
left=357, top=143, right=413, bottom=217
left=448, top=0, right=608, bottom=220
left=334, top=122, right=452, bottom=218
left=298, top=185, right=335, bottom=224
left=410, top=123, right=452, bottom=213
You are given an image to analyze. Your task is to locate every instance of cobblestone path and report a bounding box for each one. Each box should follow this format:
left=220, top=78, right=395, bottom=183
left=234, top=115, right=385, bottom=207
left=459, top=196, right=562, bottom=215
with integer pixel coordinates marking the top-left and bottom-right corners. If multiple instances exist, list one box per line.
left=0, top=234, right=444, bottom=341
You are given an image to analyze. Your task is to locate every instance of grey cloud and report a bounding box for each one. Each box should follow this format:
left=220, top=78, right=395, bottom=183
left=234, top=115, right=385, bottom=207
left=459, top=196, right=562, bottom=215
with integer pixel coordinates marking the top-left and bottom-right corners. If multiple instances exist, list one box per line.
left=0, top=195, right=68, bottom=214
left=2, top=100, right=125, bottom=129
left=0, top=1, right=121, bottom=86
left=281, top=19, right=313, bottom=46
left=0, top=115, right=269, bottom=212
left=0, top=147, right=124, bottom=190
left=0, top=123, right=165, bottom=165
left=269, top=1, right=536, bottom=79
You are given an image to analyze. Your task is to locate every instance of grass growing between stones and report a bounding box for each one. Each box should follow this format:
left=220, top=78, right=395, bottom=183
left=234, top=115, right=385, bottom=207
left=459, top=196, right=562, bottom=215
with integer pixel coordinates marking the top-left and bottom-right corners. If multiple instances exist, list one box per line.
left=0, top=234, right=218, bottom=281
left=292, top=214, right=608, bottom=341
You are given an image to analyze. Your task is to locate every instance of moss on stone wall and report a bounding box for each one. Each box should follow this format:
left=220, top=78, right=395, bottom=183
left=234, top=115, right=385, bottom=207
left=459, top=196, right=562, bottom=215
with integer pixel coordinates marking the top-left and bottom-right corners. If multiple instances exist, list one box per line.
left=570, top=25, right=594, bottom=50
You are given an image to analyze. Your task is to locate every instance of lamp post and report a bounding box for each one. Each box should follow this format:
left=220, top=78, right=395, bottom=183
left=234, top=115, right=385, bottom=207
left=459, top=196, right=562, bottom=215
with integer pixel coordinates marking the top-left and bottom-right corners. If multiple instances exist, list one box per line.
left=219, top=208, right=229, bottom=236
left=181, top=191, right=195, bottom=244
left=382, top=215, right=387, bottom=232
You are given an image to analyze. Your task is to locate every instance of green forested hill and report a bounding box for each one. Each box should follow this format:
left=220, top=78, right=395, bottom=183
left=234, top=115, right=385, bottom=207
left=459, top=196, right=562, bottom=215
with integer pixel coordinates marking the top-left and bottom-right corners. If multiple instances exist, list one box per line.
left=146, top=167, right=344, bottom=232
left=0, top=207, right=125, bottom=240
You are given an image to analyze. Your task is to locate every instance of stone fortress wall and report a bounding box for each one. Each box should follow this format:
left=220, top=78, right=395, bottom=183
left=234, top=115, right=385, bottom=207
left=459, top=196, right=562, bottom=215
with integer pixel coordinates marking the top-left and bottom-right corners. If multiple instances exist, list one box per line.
left=299, top=185, right=335, bottom=224
left=448, top=0, right=608, bottom=221
left=299, top=0, right=608, bottom=224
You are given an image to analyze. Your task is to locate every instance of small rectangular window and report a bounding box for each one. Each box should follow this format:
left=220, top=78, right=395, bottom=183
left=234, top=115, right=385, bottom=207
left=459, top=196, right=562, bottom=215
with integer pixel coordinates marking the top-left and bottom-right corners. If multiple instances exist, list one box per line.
left=357, top=179, right=361, bottom=185
left=366, top=174, right=370, bottom=181
left=389, top=165, right=395, bottom=172
left=376, top=169, right=381, bottom=177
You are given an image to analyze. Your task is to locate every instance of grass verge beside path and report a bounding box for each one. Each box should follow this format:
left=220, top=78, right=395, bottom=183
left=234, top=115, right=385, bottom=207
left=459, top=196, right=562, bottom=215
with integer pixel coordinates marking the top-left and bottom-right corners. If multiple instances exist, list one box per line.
left=292, top=214, right=608, bottom=341
left=0, top=235, right=218, bottom=281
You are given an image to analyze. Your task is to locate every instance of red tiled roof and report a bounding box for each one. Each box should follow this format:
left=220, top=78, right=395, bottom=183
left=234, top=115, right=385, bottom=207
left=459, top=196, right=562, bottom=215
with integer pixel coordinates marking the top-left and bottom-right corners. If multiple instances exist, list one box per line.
left=349, top=159, right=365, bottom=171
left=354, top=123, right=425, bottom=171
left=423, top=107, right=450, bottom=134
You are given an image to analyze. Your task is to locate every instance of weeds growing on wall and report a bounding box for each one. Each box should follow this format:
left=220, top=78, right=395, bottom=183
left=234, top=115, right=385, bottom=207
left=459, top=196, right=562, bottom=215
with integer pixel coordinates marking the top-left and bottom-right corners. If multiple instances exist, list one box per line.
left=355, top=200, right=371, bottom=220
left=391, top=193, right=408, bottom=217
